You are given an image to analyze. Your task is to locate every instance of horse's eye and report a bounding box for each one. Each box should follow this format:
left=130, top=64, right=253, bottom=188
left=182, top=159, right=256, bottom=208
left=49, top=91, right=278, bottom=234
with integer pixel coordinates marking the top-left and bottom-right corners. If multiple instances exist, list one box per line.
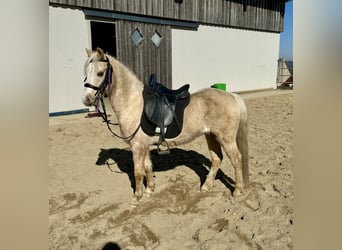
left=83, top=76, right=87, bottom=82
left=97, top=72, right=105, bottom=77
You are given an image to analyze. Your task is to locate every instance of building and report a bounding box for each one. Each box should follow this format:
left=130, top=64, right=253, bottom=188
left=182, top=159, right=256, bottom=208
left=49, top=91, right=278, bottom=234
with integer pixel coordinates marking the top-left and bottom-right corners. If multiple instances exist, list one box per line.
left=49, top=0, right=288, bottom=114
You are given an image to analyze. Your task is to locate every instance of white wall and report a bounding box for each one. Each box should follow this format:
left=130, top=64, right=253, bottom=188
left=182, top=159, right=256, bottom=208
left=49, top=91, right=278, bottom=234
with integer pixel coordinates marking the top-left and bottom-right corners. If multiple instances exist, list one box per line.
left=172, top=25, right=280, bottom=93
left=49, top=7, right=89, bottom=113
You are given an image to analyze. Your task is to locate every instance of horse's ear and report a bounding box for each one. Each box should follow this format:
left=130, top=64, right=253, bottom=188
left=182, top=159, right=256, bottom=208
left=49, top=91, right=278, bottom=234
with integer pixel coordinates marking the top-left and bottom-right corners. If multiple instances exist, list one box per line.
left=96, top=47, right=105, bottom=59
left=85, top=48, right=92, bottom=58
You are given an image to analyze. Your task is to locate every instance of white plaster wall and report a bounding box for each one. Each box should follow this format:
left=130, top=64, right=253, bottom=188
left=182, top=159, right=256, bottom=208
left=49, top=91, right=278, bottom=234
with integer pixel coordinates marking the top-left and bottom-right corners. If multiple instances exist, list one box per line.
left=172, top=25, right=280, bottom=93
left=49, top=6, right=89, bottom=113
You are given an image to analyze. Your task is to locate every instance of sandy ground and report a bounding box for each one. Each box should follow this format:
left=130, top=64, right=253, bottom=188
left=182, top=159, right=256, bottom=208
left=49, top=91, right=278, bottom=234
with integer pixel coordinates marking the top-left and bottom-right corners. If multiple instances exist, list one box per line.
left=49, top=90, right=293, bottom=250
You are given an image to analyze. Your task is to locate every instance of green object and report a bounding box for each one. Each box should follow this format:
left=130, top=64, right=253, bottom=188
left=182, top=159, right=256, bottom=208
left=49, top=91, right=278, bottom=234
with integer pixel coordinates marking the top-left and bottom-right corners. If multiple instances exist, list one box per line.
left=211, top=83, right=226, bottom=91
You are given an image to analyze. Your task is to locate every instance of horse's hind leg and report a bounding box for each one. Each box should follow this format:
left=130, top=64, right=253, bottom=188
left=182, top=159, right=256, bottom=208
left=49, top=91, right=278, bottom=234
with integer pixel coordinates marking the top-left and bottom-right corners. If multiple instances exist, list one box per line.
left=144, top=151, right=155, bottom=195
left=201, top=133, right=223, bottom=192
left=222, top=141, right=245, bottom=196
left=131, top=145, right=148, bottom=204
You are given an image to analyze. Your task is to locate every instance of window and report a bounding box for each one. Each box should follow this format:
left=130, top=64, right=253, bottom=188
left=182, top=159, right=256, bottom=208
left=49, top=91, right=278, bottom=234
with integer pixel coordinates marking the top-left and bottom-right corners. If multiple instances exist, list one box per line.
left=151, top=30, right=163, bottom=47
left=130, top=28, right=144, bottom=46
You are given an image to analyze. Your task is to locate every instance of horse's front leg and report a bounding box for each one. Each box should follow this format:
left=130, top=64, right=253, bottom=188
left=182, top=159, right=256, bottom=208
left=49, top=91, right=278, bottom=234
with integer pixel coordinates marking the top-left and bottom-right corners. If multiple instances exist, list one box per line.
left=131, top=144, right=147, bottom=205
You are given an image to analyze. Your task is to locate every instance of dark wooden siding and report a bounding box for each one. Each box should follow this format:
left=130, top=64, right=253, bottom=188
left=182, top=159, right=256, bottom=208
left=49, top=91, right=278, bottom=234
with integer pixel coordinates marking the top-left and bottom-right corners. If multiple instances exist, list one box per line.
left=116, top=21, right=172, bottom=87
left=50, top=0, right=115, bottom=10
left=113, top=0, right=200, bottom=22
left=49, top=0, right=286, bottom=32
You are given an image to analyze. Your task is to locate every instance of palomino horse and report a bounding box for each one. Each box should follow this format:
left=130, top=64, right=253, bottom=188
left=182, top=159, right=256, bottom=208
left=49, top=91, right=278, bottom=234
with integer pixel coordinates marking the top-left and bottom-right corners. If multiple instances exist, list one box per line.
left=82, top=48, right=249, bottom=205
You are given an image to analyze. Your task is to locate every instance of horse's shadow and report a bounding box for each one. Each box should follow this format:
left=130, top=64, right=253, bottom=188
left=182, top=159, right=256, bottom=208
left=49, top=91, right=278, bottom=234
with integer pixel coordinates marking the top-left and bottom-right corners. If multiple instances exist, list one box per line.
left=96, top=148, right=235, bottom=193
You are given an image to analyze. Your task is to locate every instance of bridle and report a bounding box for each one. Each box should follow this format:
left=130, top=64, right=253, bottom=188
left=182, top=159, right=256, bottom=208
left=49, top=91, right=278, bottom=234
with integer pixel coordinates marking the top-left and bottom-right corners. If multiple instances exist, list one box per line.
left=83, top=56, right=140, bottom=141
left=84, top=57, right=112, bottom=97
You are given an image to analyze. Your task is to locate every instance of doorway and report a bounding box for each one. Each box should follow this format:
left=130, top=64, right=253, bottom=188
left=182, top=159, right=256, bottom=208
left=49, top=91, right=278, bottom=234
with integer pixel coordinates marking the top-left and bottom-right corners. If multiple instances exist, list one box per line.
left=90, top=21, right=116, bottom=57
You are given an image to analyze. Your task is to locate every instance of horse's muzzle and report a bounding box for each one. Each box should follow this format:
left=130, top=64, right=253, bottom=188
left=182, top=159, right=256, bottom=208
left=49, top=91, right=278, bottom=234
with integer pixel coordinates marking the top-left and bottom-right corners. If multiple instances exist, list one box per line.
left=82, top=90, right=97, bottom=107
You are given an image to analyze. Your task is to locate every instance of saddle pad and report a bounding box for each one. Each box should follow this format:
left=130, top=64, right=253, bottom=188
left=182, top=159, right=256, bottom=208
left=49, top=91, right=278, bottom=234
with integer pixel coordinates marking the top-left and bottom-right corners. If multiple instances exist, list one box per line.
left=141, top=86, right=190, bottom=139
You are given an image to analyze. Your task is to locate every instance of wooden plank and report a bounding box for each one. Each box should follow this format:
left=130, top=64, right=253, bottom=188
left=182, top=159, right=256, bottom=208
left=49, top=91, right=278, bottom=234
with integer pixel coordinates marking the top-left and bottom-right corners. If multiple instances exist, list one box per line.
left=267, top=0, right=272, bottom=31
left=198, top=0, right=205, bottom=22
left=179, top=0, right=198, bottom=22
left=278, top=2, right=285, bottom=32
left=145, top=0, right=152, bottom=16
left=114, top=0, right=122, bottom=12
left=125, top=0, right=137, bottom=14
left=179, top=0, right=186, bottom=20
left=173, top=0, right=179, bottom=20
left=163, top=0, right=173, bottom=19
left=92, top=0, right=114, bottom=10
left=230, top=1, right=245, bottom=28
left=260, top=0, right=266, bottom=30
left=255, top=0, right=261, bottom=30
left=222, top=0, right=230, bottom=26
left=217, top=0, right=223, bottom=24
left=247, top=0, right=255, bottom=30
left=151, top=0, right=159, bottom=17
left=139, top=0, right=146, bottom=15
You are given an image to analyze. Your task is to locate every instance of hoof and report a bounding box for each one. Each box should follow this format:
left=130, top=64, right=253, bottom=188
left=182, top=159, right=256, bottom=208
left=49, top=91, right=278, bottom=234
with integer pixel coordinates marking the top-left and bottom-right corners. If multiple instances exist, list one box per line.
left=144, top=187, right=154, bottom=197
left=145, top=186, right=154, bottom=193
left=233, top=187, right=244, bottom=197
left=130, top=196, right=140, bottom=208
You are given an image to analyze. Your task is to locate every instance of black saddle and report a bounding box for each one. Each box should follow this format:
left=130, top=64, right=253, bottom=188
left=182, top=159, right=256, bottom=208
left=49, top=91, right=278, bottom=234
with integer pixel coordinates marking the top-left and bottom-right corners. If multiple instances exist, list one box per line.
left=141, top=74, right=190, bottom=154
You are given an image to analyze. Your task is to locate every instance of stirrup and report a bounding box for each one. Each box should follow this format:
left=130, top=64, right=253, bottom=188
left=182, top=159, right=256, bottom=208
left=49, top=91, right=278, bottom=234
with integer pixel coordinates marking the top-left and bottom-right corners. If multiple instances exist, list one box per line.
left=157, top=141, right=170, bottom=155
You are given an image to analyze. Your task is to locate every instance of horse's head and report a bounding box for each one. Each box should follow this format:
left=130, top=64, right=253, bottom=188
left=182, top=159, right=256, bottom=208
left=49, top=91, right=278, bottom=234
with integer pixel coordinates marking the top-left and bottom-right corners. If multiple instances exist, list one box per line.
left=81, top=48, right=112, bottom=107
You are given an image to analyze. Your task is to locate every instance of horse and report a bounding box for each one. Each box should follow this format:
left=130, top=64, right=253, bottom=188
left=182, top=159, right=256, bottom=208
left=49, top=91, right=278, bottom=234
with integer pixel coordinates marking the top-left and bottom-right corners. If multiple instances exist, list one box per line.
left=82, top=48, right=249, bottom=205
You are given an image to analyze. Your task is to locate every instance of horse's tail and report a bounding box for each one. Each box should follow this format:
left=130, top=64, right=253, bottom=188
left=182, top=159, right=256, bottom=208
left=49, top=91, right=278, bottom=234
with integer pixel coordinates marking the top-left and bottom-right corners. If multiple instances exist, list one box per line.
left=232, top=93, right=249, bottom=186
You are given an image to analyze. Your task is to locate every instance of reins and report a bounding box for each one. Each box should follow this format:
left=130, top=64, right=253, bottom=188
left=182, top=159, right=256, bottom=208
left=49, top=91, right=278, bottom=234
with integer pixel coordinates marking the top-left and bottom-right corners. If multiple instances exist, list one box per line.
left=84, top=56, right=140, bottom=142
left=97, top=96, right=140, bottom=141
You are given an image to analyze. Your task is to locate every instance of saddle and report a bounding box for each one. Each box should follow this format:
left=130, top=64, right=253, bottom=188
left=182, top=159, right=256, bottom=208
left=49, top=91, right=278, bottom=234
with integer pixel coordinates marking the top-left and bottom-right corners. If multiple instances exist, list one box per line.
left=141, top=74, right=190, bottom=154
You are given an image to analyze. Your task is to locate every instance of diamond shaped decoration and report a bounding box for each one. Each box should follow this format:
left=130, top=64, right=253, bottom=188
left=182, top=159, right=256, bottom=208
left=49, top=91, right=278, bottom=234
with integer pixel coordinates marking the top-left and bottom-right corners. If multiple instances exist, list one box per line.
left=131, top=28, right=144, bottom=46
left=151, top=30, right=163, bottom=47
